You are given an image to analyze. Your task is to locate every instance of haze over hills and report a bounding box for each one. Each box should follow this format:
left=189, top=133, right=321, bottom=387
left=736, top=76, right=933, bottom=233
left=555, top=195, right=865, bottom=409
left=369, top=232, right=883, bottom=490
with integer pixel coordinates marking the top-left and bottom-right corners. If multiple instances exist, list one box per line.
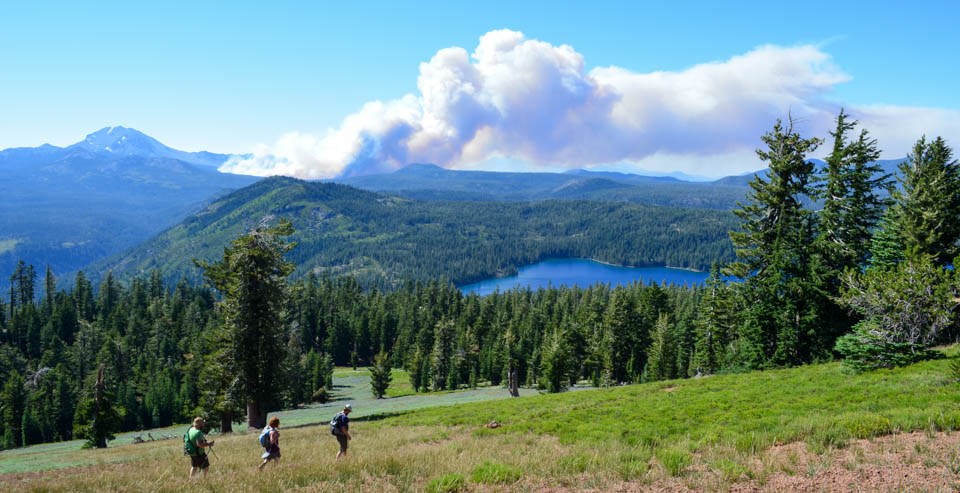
left=338, top=164, right=752, bottom=209
left=338, top=158, right=907, bottom=205
left=0, top=127, right=258, bottom=287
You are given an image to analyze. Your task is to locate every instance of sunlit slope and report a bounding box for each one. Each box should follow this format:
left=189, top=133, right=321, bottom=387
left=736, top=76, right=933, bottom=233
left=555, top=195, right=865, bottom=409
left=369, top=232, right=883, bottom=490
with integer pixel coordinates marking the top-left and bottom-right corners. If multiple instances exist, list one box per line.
left=95, top=176, right=737, bottom=286
left=3, top=351, right=958, bottom=491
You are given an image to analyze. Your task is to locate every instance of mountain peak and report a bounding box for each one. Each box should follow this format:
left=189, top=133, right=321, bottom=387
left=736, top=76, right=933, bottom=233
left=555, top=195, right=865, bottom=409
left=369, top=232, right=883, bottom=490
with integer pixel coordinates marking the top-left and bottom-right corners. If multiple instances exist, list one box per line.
left=79, top=126, right=165, bottom=155
left=59, top=126, right=233, bottom=168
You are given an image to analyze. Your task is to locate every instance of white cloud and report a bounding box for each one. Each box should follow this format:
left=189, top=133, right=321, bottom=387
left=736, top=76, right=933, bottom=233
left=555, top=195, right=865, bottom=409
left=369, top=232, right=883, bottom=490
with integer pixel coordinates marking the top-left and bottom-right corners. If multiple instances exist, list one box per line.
left=220, top=29, right=960, bottom=179
left=855, top=105, right=960, bottom=158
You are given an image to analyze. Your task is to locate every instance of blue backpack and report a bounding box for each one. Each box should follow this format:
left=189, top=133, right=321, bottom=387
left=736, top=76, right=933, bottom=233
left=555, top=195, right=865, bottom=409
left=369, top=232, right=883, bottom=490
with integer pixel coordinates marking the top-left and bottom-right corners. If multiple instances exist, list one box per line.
left=258, top=426, right=274, bottom=448
left=330, top=413, right=344, bottom=435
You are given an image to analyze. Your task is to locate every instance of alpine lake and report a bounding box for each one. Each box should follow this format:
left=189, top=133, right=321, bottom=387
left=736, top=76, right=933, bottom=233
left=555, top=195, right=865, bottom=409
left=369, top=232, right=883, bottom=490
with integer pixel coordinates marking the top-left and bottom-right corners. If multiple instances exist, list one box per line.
left=458, top=258, right=718, bottom=296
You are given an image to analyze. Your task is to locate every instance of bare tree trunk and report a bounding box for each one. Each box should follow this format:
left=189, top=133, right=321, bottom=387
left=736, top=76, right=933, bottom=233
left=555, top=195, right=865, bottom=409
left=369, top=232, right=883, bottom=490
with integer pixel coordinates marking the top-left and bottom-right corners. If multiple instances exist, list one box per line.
left=220, top=410, right=234, bottom=434
left=508, top=368, right=519, bottom=397
left=94, top=364, right=108, bottom=448
left=247, top=401, right=266, bottom=430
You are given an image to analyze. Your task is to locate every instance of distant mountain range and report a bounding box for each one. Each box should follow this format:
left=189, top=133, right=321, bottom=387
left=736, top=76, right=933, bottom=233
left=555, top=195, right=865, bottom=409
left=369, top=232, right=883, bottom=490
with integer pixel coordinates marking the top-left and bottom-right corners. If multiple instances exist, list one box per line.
left=338, top=159, right=907, bottom=205
left=338, top=164, right=752, bottom=208
left=0, top=127, right=258, bottom=287
left=0, top=126, right=910, bottom=291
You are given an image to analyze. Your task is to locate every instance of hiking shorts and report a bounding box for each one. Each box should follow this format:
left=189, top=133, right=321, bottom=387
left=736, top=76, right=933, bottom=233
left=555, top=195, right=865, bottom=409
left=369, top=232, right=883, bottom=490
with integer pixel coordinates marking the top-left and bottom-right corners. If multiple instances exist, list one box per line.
left=336, top=434, right=348, bottom=453
left=190, top=454, right=210, bottom=469
left=262, top=445, right=281, bottom=461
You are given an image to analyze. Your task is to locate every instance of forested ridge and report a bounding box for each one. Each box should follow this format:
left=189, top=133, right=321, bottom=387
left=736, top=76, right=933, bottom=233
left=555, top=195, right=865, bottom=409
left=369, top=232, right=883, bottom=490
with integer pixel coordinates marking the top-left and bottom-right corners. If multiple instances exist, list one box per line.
left=94, top=177, right=737, bottom=288
left=2, top=112, right=959, bottom=450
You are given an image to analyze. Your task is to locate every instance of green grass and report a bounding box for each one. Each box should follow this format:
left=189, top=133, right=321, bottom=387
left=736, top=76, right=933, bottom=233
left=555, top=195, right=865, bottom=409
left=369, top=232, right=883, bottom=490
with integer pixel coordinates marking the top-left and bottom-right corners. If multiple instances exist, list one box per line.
left=4, top=350, right=960, bottom=491
left=470, top=461, right=523, bottom=484
left=392, top=349, right=960, bottom=452
left=425, top=473, right=466, bottom=492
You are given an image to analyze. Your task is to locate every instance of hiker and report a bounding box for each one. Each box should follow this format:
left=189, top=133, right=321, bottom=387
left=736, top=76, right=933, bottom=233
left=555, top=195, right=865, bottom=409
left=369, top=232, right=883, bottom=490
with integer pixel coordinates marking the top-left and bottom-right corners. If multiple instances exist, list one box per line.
left=258, top=416, right=281, bottom=470
left=331, top=403, right=352, bottom=459
left=184, top=417, right=215, bottom=478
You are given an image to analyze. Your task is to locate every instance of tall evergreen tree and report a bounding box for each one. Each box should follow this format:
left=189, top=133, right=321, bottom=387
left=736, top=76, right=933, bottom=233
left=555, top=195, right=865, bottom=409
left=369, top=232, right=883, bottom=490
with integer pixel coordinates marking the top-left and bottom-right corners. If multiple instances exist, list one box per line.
left=890, top=136, right=960, bottom=265
left=728, top=118, right=823, bottom=367
left=198, top=219, right=296, bottom=429
left=539, top=326, right=571, bottom=393
left=369, top=351, right=393, bottom=399
left=431, top=319, right=455, bottom=391
left=602, top=288, right=640, bottom=383
left=1, top=371, right=26, bottom=448
left=73, top=364, right=122, bottom=449
left=810, top=111, right=893, bottom=348
left=43, top=266, right=56, bottom=315
left=815, top=110, right=892, bottom=271
left=691, top=263, right=735, bottom=375
left=9, top=261, right=36, bottom=316
left=645, top=313, right=676, bottom=381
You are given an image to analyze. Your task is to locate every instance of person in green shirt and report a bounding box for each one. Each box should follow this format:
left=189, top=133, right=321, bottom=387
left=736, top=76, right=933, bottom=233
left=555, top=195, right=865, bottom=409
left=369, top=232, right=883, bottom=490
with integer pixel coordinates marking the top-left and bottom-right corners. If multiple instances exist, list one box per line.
left=185, top=417, right=215, bottom=478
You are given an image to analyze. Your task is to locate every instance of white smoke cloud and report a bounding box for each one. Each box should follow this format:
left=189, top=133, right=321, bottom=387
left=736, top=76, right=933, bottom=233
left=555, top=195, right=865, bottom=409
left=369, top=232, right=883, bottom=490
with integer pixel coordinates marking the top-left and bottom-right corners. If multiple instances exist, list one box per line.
left=856, top=105, right=960, bottom=159
left=220, top=29, right=960, bottom=179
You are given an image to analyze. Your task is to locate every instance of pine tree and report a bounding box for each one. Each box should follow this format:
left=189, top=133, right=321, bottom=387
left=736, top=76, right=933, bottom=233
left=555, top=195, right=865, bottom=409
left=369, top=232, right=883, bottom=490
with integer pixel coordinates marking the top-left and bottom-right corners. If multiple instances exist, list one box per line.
left=198, top=219, right=296, bottom=430
left=73, top=364, right=123, bottom=449
left=9, top=261, right=36, bottom=317
left=602, top=288, right=640, bottom=383
left=890, top=136, right=960, bottom=265
left=431, top=319, right=455, bottom=391
left=1, top=371, right=26, bottom=448
left=539, top=327, right=571, bottom=393
left=815, top=110, right=891, bottom=272
left=645, top=313, right=676, bottom=381
left=43, top=266, right=56, bottom=315
left=691, top=264, right=734, bottom=375
left=728, top=118, right=824, bottom=367
left=369, top=351, right=393, bottom=398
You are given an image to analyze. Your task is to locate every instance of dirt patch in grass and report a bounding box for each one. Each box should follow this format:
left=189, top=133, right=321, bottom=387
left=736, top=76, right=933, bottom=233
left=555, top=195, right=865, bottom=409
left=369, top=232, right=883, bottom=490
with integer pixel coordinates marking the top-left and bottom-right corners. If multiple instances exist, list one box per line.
left=522, top=431, right=960, bottom=492
left=733, top=431, right=960, bottom=493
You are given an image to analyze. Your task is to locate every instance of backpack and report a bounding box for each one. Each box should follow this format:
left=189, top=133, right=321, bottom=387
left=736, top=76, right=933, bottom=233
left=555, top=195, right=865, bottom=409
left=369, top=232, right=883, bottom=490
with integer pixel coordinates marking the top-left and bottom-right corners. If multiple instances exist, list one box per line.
left=259, top=426, right=274, bottom=448
left=330, top=413, right=343, bottom=435
left=183, top=427, right=197, bottom=456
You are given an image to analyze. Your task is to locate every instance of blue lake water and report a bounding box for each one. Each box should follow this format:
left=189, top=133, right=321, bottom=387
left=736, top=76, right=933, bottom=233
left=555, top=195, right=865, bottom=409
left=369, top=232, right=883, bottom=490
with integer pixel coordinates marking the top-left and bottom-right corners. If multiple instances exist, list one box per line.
left=458, top=258, right=714, bottom=296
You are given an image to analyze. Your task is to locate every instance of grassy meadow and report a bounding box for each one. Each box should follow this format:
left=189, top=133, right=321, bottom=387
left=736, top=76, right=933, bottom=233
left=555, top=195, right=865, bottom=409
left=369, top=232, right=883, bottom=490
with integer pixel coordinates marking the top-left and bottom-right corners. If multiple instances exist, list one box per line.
left=4, top=350, right=960, bottom=491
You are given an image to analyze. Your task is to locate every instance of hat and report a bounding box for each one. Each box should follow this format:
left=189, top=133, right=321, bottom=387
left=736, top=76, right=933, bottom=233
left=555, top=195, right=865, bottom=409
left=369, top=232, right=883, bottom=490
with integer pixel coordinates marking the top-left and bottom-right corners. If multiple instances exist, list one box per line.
left=343, top=403, right=352, bottom=411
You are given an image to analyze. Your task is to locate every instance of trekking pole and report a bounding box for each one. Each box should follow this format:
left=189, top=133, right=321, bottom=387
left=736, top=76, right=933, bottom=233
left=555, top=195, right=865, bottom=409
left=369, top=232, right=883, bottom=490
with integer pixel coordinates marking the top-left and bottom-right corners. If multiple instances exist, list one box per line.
left=208, top=441, right=220, bottom=460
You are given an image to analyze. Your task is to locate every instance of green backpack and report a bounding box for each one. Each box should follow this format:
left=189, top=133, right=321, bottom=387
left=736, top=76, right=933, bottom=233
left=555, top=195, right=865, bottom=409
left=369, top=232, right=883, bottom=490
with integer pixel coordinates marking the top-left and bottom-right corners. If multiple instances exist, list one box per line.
left=183, top=428, right=198, bottom=456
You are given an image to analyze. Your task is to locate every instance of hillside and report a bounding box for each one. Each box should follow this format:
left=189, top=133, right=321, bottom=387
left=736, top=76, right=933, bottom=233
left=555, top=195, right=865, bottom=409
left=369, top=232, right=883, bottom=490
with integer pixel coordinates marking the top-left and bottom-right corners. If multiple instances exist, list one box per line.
left=94, top=176, right=738, bottom=287
left=3, top=352, right=959, bottom=491
left=0, top=127, right=257, bottom=285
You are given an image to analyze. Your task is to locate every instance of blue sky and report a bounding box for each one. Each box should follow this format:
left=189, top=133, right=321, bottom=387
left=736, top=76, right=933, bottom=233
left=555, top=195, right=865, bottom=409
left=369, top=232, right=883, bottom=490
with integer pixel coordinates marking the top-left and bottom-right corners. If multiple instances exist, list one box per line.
left=2, top=0, right=958, bottom=177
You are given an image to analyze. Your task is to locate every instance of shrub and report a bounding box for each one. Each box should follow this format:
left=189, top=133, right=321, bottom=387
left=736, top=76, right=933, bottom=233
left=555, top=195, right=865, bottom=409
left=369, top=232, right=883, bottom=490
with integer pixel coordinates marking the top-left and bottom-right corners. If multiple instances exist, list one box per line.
left=835, top=320, right=936, bottom=372
left=311, top=387, right=330, bottom=403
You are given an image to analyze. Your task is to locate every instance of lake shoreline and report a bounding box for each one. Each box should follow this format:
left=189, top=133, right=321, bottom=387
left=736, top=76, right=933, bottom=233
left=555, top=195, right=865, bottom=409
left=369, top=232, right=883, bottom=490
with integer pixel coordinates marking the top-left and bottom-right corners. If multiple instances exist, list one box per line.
left=459, top=258, right=715, bottom=295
